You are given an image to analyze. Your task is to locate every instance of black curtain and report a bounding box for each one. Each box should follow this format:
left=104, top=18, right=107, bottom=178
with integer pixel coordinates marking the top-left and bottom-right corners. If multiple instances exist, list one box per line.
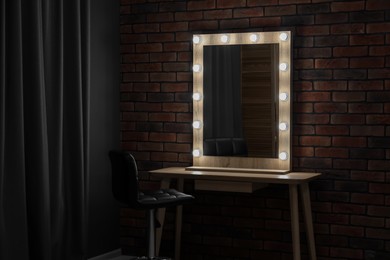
left=203, top=45, right=243, bottom=139
left=0, top=0, right=90, bottom=259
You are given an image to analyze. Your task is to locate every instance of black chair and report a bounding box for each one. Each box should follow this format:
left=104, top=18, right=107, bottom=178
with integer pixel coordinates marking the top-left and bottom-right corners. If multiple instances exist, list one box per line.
left=109, top=150, right=194, bottom=259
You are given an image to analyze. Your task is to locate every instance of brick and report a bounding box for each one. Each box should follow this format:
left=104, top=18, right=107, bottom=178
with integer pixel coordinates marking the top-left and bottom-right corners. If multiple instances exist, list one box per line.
left=294, top=147, right=314, bottom=157
left=370, top=46, right=390, bottom=56
left=136, top=43, right=162, bottom=53
left=367, top=115, right=390, bottom=125
left=294, top=36, right=314, bottom=47
left=121, top=64, right=135, bottom=72
left=316, top=235, right=348, bottom=247
left=133, top=24, right=160, bottom=34
left=161, top=22, right=188, bottom=32
left=314, top=103, right=347, bottom=113
left=333, top=159, right=367, bottom=170
left=220, top=19, right=250, bottom=29
left=333, top=202, right=365, bottom=214
left=330, top=247, right=364, bottom=259
left=370, top=183, right=390, bottom=193
left=332, top=137, right=367, bottom=147
left=331, top=114, right=365, bottom=125
left=369, top=160, right=390, bottom=171
left=317, top=191, right=349, bottom=202
left=298, top=47, right=332, bottom=58
left=282, top=15, right=314, bottom=26
left=366, top=228, right=390, bottom=240
left=204, top=9, right=232, bottom=20
left=175, top=11, right=203, bottom=22
left=162, top=103, right=188, bottom=112
left=122, top=130, right=148, bottom=141
left=351, top=171, right=385, bottom=182
left=147, top=12, right=174, bottom=23
left=334, top=69, right=367, bottom=80
left=159, top=2, right=186, bottom=11
left=331, top=225, right=364, bottom=237
left=150, top=52, right=177, bottom=62
left=333, top=46, right=368, bottom=57
left=351, top=35, right=384, bottom=46
left=147, top=93, right=174, bottom=102
left=187, top=0, right=216, bottom=11
left=248, top=0, right=277, bottom=6
left=122, top=53, right=149, bottom=63
left=133, top=83, right=160, bottom=92
left=189, top=20, right=218, bottom=31
left=297, top=92, right=331, bottom=102
left=163, top=42, right=190, bottom=52
left=121, top=34, right=147, bottom=43
left=120, top=44, right=135, bottom=53
left=138, top=142, right=163, bottom=152
left=350, top=10, right=384, bottom=22
left=295, top=114, right=330, bottom=124
left=149, top=132, right=176, bottom=142
left=369, top=137, right=390, bottom=148
left=315, top=58, right=348, bottom=69
left=164, top=143, right=190, bottom=153
left=161, top=83, right=188, bottom=92
left=315, top=147, right=348, bottom=158
left=164, top=123, right=191, bottom=133
left=367, top=22, right=390, bottom=33
left=300, top=69, right=332, bottom=80
left=176, top=113, right=192, bottom=123
left=300, top=136, right=331, bottom=146
left=265, top=5, right=296, bottom=16
left=317, top=213, right=348, bottom=224
left=217, top=0, right=246, bottom=8
left=299, top=157, right=332, bottom=169
left=316, top=13, right=348, bottom=24
left=367, top=0, right=390, bottom=10
left=250, top=17, right=281, bottom=27
left=315, top=35, right=348, bottom=47
left=134, top=103, right=161, bottom=112
left=149, top=112, right=175, bottom=122
left=234, top=7, right=264, bottom=18
left=135, top=122, right=163, bottom=132
left=368, top=68, right=390, bottom=79
left=368, top=91, right=390, bottom=103
left=162, top=62, right=189, bottom=72
left=335, top=180, right=368, bottom=192
left=294, top=59, right=314, bottom=69
left=314, top=81, right=347, bottom=91
left=123, top=72, right=149, bottom=82
left=369, top=205, right=390, bottom=217
left=136, top=63, right=161, bottom=72
left=294, top=103, right=314, bottom=113
left=351, top=126, right=384, bottom=137
left=349, top=80, right=383, bottom=91
left=316, top=125, right=349, bottom=135
left=297, top=25, right=330, bottom=36
left=351, top=238, right=384, bottom=250
left=351, top=57, right=385, bottom=68
left=332, top=92, right=365, bottom=102
left=151, top=152, right=178, bottom=162
left=331, top=23, right=365, bottom=34
left=298, top=3, right=330, bottom=14
left=331, top=1, right=365, bottom=12
left=293, top=125, right=315, bottom=135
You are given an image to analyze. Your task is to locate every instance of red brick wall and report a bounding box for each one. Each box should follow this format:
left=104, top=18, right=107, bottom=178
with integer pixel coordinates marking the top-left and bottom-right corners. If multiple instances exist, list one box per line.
left=119, top=0, right=390, bottom=259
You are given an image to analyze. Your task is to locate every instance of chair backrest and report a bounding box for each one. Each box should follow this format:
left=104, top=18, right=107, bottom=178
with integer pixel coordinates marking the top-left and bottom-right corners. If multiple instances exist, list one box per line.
left=108, top=150, right=139, bottom=206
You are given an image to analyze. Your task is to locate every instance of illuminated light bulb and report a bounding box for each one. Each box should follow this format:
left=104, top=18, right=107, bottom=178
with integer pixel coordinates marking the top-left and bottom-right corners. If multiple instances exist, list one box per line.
left=193, top=64, right=201, bottom=72
left=279, top=122, right=288, bottom=131
left=279, top=92, right=288, bottom=101
left=279, top=63, right=288, bottom=71
left=249, top=34, right=258, bottom=42
left=279, top=152, right=288, bottom=161
left=193, top=35, right=201, bottom=44
left=220, top=34, right=229, bottom=43
left=192, top=149, right=201, bottom=157
left=192, top=92, right=202, bottom=101
left=192, top=120, right=202, bottom=129
left=279, top=32, right=288, bottom=41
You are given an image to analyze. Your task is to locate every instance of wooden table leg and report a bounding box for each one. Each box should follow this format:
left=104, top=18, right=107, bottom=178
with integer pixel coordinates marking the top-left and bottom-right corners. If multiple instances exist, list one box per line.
left=156, top=178, right=171, bottom=256
left=289, top=184, right=301, bottom=260
left=175, top=178, right=184, bottom=260
left=300, top=183, right=317, bottom=260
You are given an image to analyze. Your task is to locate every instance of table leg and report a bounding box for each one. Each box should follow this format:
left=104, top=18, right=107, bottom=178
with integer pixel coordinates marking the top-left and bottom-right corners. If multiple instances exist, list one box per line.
left=156, top=178, right=171, bottom=256
left=289, top=184, right=301, bottom=260
left=175, top=178, right=184, bottom=260
left=300, top=183, right=317, bottom=260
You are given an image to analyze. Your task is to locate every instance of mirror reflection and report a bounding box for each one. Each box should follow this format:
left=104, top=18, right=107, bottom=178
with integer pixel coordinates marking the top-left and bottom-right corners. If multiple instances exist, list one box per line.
left=203, top=44, right=279, bottom=158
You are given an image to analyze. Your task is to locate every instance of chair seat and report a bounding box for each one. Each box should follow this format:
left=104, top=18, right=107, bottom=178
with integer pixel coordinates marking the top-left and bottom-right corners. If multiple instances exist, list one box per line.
left=137, top=189, right=194, bottom=209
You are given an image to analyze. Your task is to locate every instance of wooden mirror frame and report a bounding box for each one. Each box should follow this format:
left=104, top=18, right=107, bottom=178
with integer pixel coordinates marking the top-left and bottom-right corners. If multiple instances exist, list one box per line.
left=191, top=31, right=292, bottom=173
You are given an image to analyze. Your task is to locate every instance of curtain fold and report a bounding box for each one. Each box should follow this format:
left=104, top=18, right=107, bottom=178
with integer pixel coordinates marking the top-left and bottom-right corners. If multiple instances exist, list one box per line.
left=0, top=0, right=90, bottom=259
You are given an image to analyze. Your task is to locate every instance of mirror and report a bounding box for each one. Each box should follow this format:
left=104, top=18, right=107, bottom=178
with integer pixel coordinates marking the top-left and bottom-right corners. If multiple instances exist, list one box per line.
left=192, top=32, right=292, bottom=172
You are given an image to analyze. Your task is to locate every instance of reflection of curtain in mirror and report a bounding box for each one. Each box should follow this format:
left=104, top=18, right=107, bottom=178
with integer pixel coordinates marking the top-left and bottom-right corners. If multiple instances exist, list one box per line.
left=204, top=46, right=242, bottom=139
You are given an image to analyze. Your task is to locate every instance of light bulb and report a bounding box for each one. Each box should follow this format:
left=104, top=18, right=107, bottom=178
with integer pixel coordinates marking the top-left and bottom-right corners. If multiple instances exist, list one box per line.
left=193, top=64, right=201, bottom=72
left=279, top=63, right=288, bottom=71
left=279, top=122, right=288, bottom=131
left=279, top=152, right=288, bottom=161
left=249, top=34, right=258, bottom=42
left=192, top=120, right=202, bottom=129
left=279, top=92, right=288, bottom=101
left=192, top=149, right=201, bottom=157
left=220, top=34, right=229, bottom=43
left=279, top=32, right=288, bottom=41
left=193, top=35, right=201, bottom=44
left=192, top=92, right=202, bottom=101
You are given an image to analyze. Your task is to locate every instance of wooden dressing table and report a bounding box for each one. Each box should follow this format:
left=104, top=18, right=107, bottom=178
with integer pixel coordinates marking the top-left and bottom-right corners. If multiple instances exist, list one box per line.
left=150, top=167, right=321, bottom=260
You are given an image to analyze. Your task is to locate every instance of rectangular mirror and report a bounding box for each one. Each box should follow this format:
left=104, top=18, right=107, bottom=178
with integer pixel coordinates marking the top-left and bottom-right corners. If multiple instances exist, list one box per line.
left=192, top=31, right=292, bottom=172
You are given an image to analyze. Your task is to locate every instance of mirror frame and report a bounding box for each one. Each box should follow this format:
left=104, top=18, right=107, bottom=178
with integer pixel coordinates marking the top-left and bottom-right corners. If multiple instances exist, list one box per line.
left=192, top=31, right=292, bottom=172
